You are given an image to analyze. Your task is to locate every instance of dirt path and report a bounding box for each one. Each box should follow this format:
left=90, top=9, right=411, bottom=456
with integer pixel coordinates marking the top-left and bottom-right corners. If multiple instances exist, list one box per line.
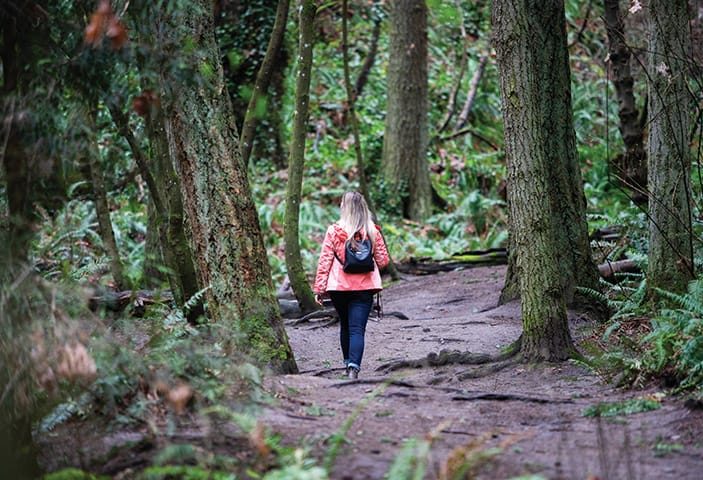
left=265, top=266, right=703, bottom=479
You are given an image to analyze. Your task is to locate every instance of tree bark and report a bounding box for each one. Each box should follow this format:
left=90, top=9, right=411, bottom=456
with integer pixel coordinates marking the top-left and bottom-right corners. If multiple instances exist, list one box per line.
left=382, top=0, right=432, bottom=220
left=86, top=107, right=128, bottom=290
left=647, top=0, right=695, bottom=292
left=143, top=199, right=164, bottom=288
left=284, top=0, right=318, bottom=314
left=240, top=0, right=290, bottom=166
left=493, top=0, right=589, bottom=360
left=497, top=1, right=600, bottom=307
left=159, top=1, right=297, bottom=373
left=604, top=0, right=647, bottom=191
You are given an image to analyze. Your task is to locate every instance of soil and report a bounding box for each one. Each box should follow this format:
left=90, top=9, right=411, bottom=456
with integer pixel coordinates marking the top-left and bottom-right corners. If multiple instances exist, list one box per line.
left=267, top=265, right=703, bottom=479
left=37, top=265, right=703, bottom=479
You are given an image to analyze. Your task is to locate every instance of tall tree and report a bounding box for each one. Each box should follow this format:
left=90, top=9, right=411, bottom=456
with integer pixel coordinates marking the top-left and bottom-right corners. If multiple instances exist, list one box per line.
left=382, top=0, right=432, bottom=220
left=493, top=0, right=598, bottom=360
left=604, top=0, right=647, bottom=194
left=498, top=2, right=600, bottom=307
left=284, top=0, right=318, bottom=314
left=647, top=0, right=694, bottom=292
left=157, top=1, right=297, bottom=373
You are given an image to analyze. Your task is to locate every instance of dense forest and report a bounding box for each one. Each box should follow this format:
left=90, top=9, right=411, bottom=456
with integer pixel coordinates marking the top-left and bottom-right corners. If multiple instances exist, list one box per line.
left=1, top=0, right=702, bottom=478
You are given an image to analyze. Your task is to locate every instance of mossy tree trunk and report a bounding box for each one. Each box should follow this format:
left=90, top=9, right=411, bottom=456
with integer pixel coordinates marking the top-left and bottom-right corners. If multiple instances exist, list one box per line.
left=284, top=0, right=318, bottom=314
left=604, top=0, right=647, bottom=192
left=497, top=1, right=600, bottom=307
left=382, top=0, right=432, bottom=221
left=647, top=0, right=694, bottom=292
left=493, top=0, right=587, bottom=361
left=143, top=199, right=164, bottom=288
left=159, top=1, right=297, bottom=373
left=143, top=104, right=202, bottom=311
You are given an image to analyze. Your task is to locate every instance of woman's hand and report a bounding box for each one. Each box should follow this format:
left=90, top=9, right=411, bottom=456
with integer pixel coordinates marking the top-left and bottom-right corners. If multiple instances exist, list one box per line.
left=314, top=293, right=324, bottom=306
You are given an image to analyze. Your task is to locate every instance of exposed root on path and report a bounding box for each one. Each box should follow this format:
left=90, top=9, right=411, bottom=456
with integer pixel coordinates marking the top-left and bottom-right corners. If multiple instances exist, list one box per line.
left=286, top=309, right=408, bottom=327
left=455, top=357, right=521, bottom=380
left=375, top=348, right=516, bottom=373
left=285, top=308, right=337, bottom=326
left=325, top=378, right=573, bottom=404
left=451, top=392, right=574, bottom=404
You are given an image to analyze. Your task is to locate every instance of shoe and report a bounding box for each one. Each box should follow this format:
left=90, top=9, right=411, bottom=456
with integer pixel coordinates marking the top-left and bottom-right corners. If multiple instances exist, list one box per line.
left=347, top=367, right=359, bottom=380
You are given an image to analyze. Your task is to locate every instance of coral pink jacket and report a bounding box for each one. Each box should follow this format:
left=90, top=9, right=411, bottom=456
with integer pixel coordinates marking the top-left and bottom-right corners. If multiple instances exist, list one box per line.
left=313, top=223, right=390, bottom=294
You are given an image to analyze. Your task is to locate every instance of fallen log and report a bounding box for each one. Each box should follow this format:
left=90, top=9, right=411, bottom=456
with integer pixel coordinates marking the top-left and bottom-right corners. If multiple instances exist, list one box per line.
left=597, top=259, right=640, bottom=281
left=396, top=248, right=508, bottom=275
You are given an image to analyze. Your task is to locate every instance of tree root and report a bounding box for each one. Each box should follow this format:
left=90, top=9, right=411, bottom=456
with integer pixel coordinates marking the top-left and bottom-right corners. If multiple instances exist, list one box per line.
left=285, top=308, right=338, bottom=326
left=375, top=348, right=514, bottom=372
left=307, top=318, right=339, bottom=330
left=455, top=357, right=520, bottom=380
left=326, top=378, right=573, bottom=404
left=451, top=391, right=573, bottom=404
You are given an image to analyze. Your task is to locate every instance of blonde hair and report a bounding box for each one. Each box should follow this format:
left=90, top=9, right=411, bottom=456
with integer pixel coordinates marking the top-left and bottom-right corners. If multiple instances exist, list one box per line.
left=338, top=191, right=376, bottom=249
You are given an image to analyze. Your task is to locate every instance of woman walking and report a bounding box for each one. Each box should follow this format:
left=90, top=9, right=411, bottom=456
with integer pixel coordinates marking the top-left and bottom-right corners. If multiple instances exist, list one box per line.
left=313, top=192, right=389, bottom=379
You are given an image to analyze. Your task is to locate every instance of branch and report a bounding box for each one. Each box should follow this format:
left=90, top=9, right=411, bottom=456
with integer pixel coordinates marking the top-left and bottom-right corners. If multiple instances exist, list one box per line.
left=452, top=55, right=487, bottom=133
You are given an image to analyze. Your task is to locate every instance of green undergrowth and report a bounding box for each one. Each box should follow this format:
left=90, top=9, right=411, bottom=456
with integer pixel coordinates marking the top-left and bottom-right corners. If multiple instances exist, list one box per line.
left=578, top=275, right=703, bottom=404
left=582, top=397, right=662, bottom=418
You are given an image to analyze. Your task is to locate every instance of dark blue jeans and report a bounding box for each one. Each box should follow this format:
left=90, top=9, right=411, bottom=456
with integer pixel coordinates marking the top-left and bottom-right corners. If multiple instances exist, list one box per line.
left=329, top=291, right=374, bottom=371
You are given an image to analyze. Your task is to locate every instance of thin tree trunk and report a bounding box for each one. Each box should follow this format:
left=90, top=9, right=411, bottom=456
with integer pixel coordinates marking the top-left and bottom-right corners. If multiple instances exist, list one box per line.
left=285, top=0, right=318, bottom=314
left=86, top=108, right=127, bottom=290
left=604, top=0, right=647, bottom=191
left=647, top=0, right=695, bottom=292
left=353, top=1, right=382, bottom=103
left=159, top=0, right=297, bottom=373
left=342, top=0, right=400, bottom=281
left=382, top=0, right=432, bottom=221
left=453, top=55, right=487, bottom=133
left=493, top=0, right=586, bottom=360
left=240, top=0, right=290, bottom=165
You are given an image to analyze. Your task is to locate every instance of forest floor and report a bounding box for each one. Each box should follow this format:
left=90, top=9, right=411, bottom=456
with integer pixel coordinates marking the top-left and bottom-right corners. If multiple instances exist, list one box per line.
left=37, top=265, right=703, bottom=479
left=269, top=265, right=703, bottom=479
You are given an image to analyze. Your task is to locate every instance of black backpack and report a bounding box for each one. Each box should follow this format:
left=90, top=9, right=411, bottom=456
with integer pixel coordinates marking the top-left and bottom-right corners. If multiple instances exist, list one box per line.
left=335, top=238, right=375, bottom=273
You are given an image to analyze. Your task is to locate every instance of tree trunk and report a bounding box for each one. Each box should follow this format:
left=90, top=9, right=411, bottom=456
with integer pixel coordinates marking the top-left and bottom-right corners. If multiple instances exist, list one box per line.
left=143, top=199, right=164, bottom=288
left=647, top=0, right=695, bottom=292
left=497, top=1, right=600, bottom=307
left=1, top=16, right=33, bottom=265
left=382, top=0, right=432, bottom=221
left=493, top=0, right=587, bottom=361
left=240, top=0, right=290, bottom=165
left=0, top=5, right=45, bottom=476
left=143, top=103, right=202, bottom=312
left=86, top=107, right=128, bottom=290
left=604, top=0, right=647, bottom=192
left=159, top=1, right=297, bottom=373
left=284, top=0, right=318, bottom=314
